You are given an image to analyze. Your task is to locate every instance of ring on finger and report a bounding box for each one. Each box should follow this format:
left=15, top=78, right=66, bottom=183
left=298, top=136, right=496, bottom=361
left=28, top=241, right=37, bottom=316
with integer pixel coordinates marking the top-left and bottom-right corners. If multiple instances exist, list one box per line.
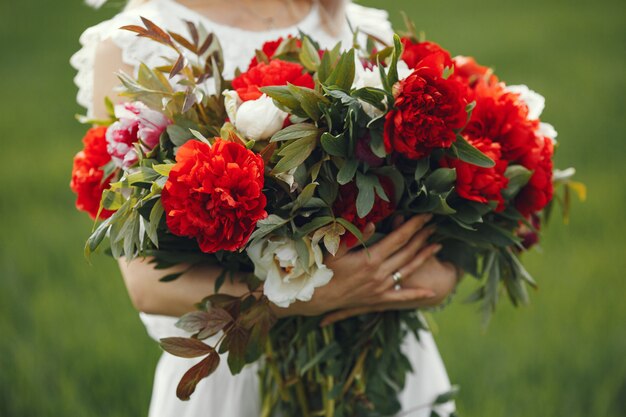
left=392, top=270, right=403, bottom=290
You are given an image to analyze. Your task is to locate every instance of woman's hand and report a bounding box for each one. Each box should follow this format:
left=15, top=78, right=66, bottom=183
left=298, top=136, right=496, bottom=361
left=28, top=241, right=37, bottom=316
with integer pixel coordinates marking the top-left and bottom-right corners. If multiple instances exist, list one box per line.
left=319, top=256, right=459, bottom=326
left=275, top=214, right=443, bottom=318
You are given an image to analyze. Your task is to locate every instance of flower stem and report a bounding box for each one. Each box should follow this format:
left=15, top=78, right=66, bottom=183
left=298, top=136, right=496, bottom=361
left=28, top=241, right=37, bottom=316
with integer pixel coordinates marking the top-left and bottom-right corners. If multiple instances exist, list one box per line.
left=322, top=326, right=336, bottom=417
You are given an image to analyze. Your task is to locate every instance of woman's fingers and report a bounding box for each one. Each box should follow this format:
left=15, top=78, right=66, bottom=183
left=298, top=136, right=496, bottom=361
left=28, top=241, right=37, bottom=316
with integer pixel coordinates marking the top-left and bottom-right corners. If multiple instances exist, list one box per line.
left=366, top=214, right=433, bottom=261
left=401, top=243, right=443, bottom=277
left=320, top=287, right=437, bottom=326
left=379, top=287, right=437, bottom=304
left=320, top=306, right=378, bottom=326
left=379, top=225, right=436, bottom=278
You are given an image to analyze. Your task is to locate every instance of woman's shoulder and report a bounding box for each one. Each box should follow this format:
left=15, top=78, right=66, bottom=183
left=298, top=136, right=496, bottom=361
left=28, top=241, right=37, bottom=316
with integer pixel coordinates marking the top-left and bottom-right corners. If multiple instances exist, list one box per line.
left=345, top=2, right=395, bottom=45
left=70, top=1, right=186, bottom=113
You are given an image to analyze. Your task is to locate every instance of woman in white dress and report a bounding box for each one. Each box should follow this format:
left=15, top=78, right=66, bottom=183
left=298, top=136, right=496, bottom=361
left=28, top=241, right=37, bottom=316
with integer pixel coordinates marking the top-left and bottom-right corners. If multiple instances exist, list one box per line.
left=72, top=1, right=458, bottom=416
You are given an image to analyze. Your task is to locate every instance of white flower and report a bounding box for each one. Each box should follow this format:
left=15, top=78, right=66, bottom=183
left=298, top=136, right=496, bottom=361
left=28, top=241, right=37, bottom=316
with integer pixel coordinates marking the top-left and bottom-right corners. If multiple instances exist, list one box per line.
left=85, top=0, right=107, bottom=8
left=506, top=84, right=545, bottom=120
left=247, top=236, right=334, bottom=308
left=506, top=85, right=558, bottom=143
left=352, top=59, right=412, bottom=118
left=538, top=122, right=558, bottom=143
left=224, top=90, right=287, bottom=141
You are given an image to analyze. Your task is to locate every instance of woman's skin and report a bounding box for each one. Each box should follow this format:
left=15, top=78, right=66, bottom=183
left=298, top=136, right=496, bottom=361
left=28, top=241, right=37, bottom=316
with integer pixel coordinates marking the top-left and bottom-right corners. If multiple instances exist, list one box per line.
left=94, top=0, right=459, bottom=322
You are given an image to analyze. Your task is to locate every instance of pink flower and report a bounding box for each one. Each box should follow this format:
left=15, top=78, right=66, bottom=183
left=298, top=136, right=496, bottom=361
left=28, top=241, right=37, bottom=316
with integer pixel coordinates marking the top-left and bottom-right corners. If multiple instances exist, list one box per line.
left=106, top=102, right=171, bottom=168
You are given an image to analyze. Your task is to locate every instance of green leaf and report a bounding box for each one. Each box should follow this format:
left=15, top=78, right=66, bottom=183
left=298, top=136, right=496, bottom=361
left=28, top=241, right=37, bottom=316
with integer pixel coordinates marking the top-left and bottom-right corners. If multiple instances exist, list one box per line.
left=273, top=136, right=317, bottom=174
left=146, top=199, right=164, bottom=246
left=453, top=136, right=495, bottom=168
left=414, top=157, right=430, bottom=182
left=299, top=36, right=321, bottom=71
left=337, top=159, right=358, bottom=185
left=294, top=238, right=311, bottom=273
left=373, top=166, right=404, bottom=205
left=425, top=168, right=457, bottom=193
left=355, top=172, right=378, bottom=218
left=293, top=182, right=318, bottom=212
left=294, top=216, right=334, bottom=239
left=502, top=165, right=533, bottom=200
left=336, top=218, right=365, bottom=245
left=101, top=189, right=125, bottom=211
left=270, top=123, right=319, bottom=143
left=300, top=341, right=341, bottom=375
left=368, top=129, right=387, bottom=158
left=387, top=35, right=403, bottom=87
left=352, top=87, right=387, bottom=111
left=324, top=49, right=355, bottom=90
left=320, top=132, right=348, bottom=157
left=260, top=86, right=301, bottom=114
left=434, top=386, right=460, bottom=404
left=433, top=194, right=456, bottom=215
left=249, top=214, right=289, bottom=242
left=152, top=163, right=174, bottom=177
left=287, top=84, right=326, bottom=121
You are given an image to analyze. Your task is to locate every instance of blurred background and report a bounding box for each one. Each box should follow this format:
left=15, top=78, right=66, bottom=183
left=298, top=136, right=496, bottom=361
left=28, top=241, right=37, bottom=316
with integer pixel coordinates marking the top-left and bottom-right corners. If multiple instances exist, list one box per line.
left=0, top=0, right=624, bottom=416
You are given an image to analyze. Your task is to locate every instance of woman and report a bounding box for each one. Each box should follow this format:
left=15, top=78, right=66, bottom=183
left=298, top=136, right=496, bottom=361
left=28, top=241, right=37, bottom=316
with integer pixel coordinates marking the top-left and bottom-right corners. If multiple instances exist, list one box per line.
left=72, top=1, right=459, bottom=416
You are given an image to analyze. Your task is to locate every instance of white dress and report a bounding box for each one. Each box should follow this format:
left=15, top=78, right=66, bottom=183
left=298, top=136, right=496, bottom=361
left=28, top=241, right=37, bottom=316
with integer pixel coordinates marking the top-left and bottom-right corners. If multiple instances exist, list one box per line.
left=71, top=1, right=456, bottom=416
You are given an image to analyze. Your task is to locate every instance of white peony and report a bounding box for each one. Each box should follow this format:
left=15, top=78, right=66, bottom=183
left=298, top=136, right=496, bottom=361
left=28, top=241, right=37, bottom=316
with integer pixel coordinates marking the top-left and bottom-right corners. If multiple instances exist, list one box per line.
left=224, top=90, right=288, bottom=141
left=247, top=236, right=333, bottom=308
left=506, top=84, right=546, bottom=120
left=538, top=122, right=558, bottom=143
left=506, top=85, right=558, bottom=143
left=352, top=59, right=413, bottom=118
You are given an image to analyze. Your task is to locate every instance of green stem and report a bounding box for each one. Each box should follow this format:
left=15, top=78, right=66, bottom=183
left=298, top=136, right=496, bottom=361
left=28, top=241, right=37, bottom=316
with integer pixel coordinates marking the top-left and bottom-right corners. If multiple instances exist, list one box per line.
left=295, top=379, right=312, bottom=417
left=322, top=326, right=336, bottom=417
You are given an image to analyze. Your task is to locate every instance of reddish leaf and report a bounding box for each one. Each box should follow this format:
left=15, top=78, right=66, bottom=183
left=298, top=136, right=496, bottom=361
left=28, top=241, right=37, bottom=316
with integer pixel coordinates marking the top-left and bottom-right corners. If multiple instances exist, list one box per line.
left=185, top=20, right=200, bottom=46
left=197, top=33, right=214, bottom=56
left=176, top=351, right=220, bottom=400
left=196, top=307, right=234, bottom=339
left=176, top=311, right=212, bottom=333
left=260, top=142, right=277, bottom=164
left=160, top=337, right=213, bottom=358
left=182, top=89, right=197, bottom=113
left=202, top=294, right=241, bottom=318
left=168, top=30, right=196, bottom=53
left=120, top=25, right=150, bottom=36
left=141, top=17, right=173, bottom=45
left=220, top=324, right=250, bottom=374
left=169, top=55, right=186, bottom=79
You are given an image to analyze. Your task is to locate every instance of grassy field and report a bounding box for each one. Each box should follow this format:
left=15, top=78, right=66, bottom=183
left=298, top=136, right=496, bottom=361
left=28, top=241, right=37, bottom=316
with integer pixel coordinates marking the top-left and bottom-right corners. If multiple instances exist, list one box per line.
left=0, top=0, right=624, bottom=416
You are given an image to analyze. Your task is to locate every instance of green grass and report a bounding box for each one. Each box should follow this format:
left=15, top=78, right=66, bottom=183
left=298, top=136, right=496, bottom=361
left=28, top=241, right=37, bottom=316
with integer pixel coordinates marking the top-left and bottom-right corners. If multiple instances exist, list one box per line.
left=0, top=0, right=624, bottom=416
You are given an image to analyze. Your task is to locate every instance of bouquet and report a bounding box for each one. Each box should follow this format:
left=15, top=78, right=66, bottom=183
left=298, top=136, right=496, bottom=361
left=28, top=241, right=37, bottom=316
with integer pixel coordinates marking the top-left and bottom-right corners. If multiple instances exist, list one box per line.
left=70, top=16, right=584, bottom=417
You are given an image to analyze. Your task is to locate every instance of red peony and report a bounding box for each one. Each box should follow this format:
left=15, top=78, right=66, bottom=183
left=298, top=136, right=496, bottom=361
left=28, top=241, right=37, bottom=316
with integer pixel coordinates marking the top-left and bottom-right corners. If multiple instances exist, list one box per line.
left=451, top=56, right=498, bottom=91
left=464, top=82, right=540, bottom=162
left=333, top=176, right=395, bottom=246
left=441, top=137, right=509, bottom=211
left=401, top=38, right=453, bottom=69
left=70, top=126, right=115, bottom=220
left=232, top=59, right=314, bottom=102
left=515, top=137, right=554, bottom=216
left=384, top=53, right=467, bottom=160
left=248, top=36, right=302, bottom=69
left=161, top=139, right=267, bottom=253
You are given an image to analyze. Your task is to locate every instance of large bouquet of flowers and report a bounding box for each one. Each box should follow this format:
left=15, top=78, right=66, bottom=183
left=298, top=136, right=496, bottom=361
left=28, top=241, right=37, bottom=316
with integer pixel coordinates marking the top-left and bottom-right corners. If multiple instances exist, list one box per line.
left=70, top=17, right=584, bottom=417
